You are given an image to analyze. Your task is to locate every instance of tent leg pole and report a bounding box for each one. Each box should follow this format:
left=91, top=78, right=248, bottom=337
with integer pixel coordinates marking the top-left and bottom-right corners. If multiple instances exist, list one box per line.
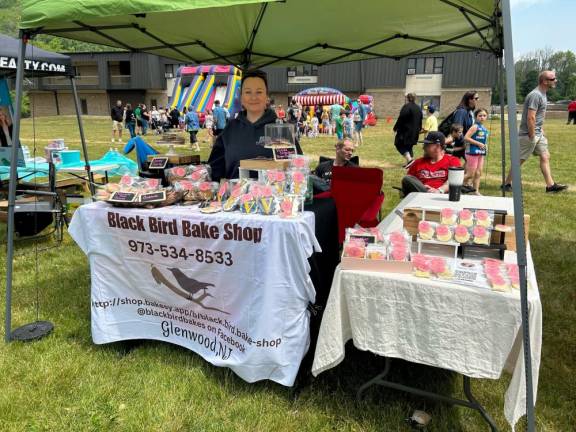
left=69, top=76, right=95, bottom=199
left=498, top=57, right=507, bottom=197
left=501, top=1, right=536, bottom=431
left=4, top=31, right=28, bottom=343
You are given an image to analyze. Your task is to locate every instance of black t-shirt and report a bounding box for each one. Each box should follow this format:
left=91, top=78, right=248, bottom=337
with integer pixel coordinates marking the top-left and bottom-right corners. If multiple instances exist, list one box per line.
left=111, top=106, right=124, bottom=122
left=314, top=159, right=357, bottom=184
left=446, top=135, right=466, bottom=159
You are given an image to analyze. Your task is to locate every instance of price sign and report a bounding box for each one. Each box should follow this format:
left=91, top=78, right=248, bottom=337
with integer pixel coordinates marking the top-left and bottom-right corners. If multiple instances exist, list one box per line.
left=273, top=146, right=296, bottom=161
left=348, top=233, right=376, bottom=245
left=139, top=190, right=166, bottom=203
left=109, top=191, right=137, bottom=203
left=149, top=157, right=169, bottom=170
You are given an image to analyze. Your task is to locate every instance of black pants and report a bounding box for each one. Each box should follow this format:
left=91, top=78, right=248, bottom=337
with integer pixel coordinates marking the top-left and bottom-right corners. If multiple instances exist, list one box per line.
left=401, top=175, right=429, bottom=196
left=189, top=130, right=198, bottom=144
left=568, top=111, right=576, bottom=125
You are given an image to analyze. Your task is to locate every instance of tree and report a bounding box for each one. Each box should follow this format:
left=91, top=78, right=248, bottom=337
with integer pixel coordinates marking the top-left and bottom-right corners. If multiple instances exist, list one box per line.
left=566, top=74, right=576, bottom=100
left=520, top=70, right=539, bottom=100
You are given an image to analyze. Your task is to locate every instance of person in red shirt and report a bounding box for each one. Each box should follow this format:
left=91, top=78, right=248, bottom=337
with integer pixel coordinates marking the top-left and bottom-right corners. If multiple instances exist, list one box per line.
left=567, top=100, right=576, bottom=125
left=402, top=131, right=461, bottom=196
left=276, top=105, right=286, bottom=123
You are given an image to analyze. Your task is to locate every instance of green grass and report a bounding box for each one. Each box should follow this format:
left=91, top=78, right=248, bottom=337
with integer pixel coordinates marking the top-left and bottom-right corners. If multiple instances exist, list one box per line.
left=1, top=116, right=575, bottom=431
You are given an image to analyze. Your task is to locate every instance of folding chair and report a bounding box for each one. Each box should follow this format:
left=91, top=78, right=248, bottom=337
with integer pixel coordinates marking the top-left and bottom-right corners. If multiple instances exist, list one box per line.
left=329, top=166, right=384, bottom=244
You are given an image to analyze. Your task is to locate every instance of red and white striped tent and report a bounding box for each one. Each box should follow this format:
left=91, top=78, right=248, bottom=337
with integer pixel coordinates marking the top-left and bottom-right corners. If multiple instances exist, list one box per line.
left=292, top=87, right=348, bottom=106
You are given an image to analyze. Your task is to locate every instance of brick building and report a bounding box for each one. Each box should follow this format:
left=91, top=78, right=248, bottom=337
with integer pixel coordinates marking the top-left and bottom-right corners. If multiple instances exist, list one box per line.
left=29, top=51, right=497, bottom=118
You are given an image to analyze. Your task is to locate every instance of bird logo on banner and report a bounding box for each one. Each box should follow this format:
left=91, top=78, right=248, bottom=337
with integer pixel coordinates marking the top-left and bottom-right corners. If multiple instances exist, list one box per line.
left=150, top=265, right=229, bottom=314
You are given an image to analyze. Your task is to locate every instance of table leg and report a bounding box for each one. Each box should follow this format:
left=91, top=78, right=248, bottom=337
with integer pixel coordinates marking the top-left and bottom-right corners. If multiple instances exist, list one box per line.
left=356, top=356, right=392, bottom=400
left=463, top=376, right=498, bottom=432
left=356, top=358, right=498, bottom=431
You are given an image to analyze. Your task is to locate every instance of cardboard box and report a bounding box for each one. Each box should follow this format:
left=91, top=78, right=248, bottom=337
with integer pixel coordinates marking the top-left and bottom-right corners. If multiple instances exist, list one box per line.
left=239, top=158, right=291, bottom=171
left=340, top=257, right=413, bottom=274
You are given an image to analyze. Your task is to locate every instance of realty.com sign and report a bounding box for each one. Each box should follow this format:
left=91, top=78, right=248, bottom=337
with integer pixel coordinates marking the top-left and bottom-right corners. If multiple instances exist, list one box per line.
left=0, top=56, right=68, bottom=73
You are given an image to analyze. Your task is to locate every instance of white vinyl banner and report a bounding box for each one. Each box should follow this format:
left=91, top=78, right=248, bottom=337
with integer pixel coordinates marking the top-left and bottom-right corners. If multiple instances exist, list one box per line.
left=69, top=202, right=320, bottom=386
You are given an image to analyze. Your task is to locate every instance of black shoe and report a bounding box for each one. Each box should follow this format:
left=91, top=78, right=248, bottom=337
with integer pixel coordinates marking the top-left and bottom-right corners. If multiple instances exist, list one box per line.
left=402, top=159, right=415, bottom=169
left=545, top=183, right=568, bottom=193
left=500, top=183, right=513, bottom=192
left=461, top=185, right=476, bottom=194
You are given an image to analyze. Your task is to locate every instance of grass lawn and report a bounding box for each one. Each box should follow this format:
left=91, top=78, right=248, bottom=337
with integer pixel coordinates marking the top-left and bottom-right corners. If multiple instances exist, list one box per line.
left=1, top=115, right=574, bottom=431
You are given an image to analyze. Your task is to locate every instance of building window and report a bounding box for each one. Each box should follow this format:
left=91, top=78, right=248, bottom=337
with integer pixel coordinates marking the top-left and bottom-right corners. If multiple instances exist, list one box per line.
left=150, top=99, right=157, bottom=108
left=287, top=65, right=318, bottom=84
left=407, top=57, right=444, bottom=75
left=165, top=64, right=176, bottom=78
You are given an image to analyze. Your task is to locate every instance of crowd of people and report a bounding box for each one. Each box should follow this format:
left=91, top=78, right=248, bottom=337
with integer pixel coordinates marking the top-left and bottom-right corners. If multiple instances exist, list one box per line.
left=272, top=98, right=371, bottom=146
left=109, top=68, right=568, bottom=196
left=111, top=101, right=231, bottom=146
left=395, top=70, right=568, bottom=196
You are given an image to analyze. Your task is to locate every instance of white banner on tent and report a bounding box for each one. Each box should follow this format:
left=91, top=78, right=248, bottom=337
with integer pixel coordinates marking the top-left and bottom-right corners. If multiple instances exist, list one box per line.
left=69, top=202, right=321, bottom=386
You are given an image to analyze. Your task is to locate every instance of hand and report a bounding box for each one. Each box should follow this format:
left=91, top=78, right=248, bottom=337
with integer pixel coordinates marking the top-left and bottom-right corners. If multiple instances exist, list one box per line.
left=425, top=185, right=442, bottom=194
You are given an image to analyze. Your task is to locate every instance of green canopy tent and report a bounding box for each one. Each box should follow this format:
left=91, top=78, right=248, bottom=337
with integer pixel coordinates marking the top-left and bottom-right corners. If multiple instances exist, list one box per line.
left=7, top=1, right=534, bottom=430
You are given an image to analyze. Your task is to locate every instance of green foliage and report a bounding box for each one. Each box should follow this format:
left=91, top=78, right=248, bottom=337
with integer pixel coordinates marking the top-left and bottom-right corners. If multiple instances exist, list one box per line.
left=565, top=74, right=576, bottom=100
left=514, top=49, right=576, bottom=102
left=520, top=70, right=539, bottom=99
left=9, top=89, right=29, bottom=117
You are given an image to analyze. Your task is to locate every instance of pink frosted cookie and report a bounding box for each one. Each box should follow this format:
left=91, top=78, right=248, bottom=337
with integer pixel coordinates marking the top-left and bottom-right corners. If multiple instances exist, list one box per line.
left=343, top=243, right=365, bottom=258
left=440, top=208, right=457, bottom=225
left=430, top=257, right=452, bottom=278
left=490, top=275, right=510, bottom=292
left=435, top=225, right=452, bottom=242
left=475, top=210, right=491, bottom=227
left=390, top=247, right=407, bottom=262
left=485, top=266, right=503, bottom=281
left=473, top=226, right=490, bottom=245
left=412, top=254, right=430, bottom=277
left=418, top=221, right=434, bottom=240
left=454, top=225, right=470, bottom=243
left=459, top=209, right=473, bottom=227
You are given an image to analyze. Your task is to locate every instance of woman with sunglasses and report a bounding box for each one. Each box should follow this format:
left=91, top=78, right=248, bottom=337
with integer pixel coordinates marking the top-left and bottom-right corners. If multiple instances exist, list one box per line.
left=453, top=91, right=479, bottom=137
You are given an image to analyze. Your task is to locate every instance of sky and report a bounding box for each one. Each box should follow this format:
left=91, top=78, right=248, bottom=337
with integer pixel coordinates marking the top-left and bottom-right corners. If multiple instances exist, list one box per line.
left=511, top=0, right=576, bottom=57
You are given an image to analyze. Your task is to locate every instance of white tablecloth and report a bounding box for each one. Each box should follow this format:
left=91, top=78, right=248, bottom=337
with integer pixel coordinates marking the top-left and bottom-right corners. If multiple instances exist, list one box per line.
left=70, top=202, right=320, bottom=386
left=312, top=193, right=541, bottom=431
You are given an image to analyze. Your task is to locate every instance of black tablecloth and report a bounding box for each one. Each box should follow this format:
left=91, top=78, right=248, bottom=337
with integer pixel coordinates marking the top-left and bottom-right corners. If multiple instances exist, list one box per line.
left=305, top=197, right=340, bottom=309
left=298, top=197, right=339, bottom=385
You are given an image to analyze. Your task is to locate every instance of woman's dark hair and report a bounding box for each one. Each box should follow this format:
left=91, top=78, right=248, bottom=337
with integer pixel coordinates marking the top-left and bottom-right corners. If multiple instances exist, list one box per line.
left=241, top=69, right=268, bottom=91
left=458, top=90, right=478, bottom=109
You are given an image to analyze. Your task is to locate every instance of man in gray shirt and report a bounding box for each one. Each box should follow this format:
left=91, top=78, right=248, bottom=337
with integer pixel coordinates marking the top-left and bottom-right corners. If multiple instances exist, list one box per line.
left=503, top=70, right=567, bottom=193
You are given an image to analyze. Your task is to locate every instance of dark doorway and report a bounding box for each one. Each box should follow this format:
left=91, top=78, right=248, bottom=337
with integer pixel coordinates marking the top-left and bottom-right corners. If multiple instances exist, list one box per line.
left=80, top=98, right=88, bottom=115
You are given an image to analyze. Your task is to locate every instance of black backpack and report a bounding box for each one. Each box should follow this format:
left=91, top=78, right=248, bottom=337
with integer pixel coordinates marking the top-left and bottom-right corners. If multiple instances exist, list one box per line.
left=438, top=109, right=457, bottom=137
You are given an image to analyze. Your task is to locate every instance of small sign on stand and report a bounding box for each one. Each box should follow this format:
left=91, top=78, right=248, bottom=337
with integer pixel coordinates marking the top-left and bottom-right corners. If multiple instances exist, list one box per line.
left=139, top=190, right=166, bottom=203
left=149, top=156, right=169, bottom=170
left=272, top=145, right=297, bottom=161
left=108, top=191, right=138, bottom=203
